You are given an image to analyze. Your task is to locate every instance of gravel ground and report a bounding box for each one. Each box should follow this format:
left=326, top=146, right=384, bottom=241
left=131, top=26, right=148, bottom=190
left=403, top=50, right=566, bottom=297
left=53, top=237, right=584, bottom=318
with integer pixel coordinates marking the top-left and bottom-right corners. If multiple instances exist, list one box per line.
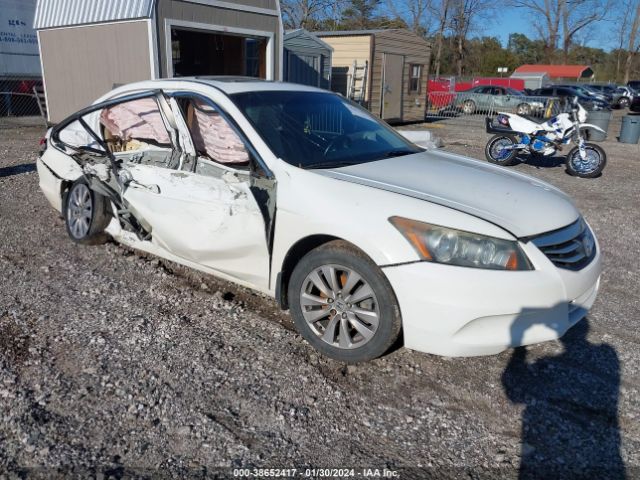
left=0, top=113, right=639, bottom=479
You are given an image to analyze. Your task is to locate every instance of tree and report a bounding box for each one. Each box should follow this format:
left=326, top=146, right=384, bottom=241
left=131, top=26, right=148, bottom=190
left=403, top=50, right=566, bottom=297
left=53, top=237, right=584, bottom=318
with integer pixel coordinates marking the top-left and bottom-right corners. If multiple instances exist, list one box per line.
left=507, top=33, right=546, bottom=64
left=281, top=0, right=333, bottom=29
left=450, top=0, right=492, bottom=76
left=340, top=0, right=381, bottom=29
left=624, top=1, right=640, bottom=83
left=613, top=0, right=634, bottom=81
left=386, top=0, right=432, bottom=35
left=430, top=0, right=452, bottom=77
left=510, top=0, right=562, bottom=63
left=510, top=0, right=609, bottom=64
left=560, top=0, right=610, bottom=64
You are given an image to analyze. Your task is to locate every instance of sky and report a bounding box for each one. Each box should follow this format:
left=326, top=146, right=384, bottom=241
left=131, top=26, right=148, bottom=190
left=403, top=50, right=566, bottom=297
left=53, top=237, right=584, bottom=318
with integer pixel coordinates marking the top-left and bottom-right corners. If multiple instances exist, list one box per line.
left=486, top=9, right=538, bottom=47
left=483, top=6, right=616, bottom=52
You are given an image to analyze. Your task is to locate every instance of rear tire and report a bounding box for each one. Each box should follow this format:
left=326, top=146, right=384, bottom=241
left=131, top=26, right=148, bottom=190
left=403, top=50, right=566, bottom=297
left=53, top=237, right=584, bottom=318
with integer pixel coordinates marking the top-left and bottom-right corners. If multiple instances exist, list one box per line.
left=618, top=97, right=630, bottom=109
left=485, top=134, right=519, bottom=166
left=64, top=179, right=112, bottom=245
left=565, top=143, right=607, bottom=178
left=516, top=103, right=531, bottom=115
left=288, top=240, right=401, bottom=363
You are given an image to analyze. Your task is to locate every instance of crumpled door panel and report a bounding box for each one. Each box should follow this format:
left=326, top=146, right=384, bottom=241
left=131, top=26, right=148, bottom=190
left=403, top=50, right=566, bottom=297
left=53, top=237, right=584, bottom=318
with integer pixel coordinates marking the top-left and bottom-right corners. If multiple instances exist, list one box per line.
left=123, top=164, right=270, bottom=287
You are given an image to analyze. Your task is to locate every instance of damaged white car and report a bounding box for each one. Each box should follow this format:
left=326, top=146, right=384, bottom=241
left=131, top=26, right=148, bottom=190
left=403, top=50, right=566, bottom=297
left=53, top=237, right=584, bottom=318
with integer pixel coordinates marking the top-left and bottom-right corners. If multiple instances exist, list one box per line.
left=37, top=78, right=602, bottom=362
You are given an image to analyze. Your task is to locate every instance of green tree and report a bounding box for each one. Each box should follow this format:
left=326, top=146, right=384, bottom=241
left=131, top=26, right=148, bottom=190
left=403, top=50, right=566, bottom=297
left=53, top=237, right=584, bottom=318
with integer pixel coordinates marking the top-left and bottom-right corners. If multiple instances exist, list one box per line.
left=507, top=33, right=546, bottom=65
left=340, top=0, right=381, bottom=29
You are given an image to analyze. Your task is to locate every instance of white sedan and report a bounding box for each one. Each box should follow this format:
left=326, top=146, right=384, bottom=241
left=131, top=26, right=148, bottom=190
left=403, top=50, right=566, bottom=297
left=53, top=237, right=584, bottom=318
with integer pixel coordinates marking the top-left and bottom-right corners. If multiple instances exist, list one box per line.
left=37, top=78, right=602, bottom=363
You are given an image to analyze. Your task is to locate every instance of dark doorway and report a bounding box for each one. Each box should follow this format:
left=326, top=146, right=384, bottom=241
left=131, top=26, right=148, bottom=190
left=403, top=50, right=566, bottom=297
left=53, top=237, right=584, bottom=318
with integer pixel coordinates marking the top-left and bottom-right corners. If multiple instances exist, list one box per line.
left=171, top=28, right=267, bottom=78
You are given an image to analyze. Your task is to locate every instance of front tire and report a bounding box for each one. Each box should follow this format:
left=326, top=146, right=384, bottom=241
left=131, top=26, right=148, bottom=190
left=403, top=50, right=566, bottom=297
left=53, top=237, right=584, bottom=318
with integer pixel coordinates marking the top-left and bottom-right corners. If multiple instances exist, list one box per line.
left=64, top=179, right=112, bottom=244
left=485, top=134, right=519, bottom=166
left=618, top=97, right=630, bottom=109
left=565, top=143, right=607, bottom=178
left=288, top=241, right=401, bottom=363
left=461, top=99, right=476, bottom=115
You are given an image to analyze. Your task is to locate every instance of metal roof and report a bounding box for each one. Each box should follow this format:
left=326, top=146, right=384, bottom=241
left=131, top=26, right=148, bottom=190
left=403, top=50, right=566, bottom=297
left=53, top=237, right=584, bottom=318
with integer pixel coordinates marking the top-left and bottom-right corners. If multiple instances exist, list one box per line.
left=284, top=29, right=334, bottom=51
left=34, top=0, right=155, bottom=29
left=514, top=64, right=594, bottom=79
left=313, top=29, right=386, bottom=37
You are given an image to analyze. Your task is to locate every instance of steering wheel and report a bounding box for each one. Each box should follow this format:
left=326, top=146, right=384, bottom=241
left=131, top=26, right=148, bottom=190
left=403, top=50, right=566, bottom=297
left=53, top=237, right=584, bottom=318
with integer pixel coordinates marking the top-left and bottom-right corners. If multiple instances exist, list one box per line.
left=323, top=134, right=352, bottom=156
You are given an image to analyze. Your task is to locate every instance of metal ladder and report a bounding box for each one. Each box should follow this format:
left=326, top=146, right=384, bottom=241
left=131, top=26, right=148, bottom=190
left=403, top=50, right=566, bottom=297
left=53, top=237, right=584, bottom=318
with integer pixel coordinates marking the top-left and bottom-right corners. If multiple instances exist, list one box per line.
left=348, top=60, right=368, bottom=104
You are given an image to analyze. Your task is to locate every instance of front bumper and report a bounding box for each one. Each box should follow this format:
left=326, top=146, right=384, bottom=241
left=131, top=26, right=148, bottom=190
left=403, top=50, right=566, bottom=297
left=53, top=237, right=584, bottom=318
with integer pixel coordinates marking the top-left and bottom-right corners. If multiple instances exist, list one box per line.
left=382, top=242, right=602, bottom=357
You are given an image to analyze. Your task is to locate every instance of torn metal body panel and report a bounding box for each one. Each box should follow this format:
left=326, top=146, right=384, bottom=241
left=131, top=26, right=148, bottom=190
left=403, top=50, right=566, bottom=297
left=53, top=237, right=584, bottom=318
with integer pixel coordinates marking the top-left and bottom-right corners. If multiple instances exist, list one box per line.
left=41, top=85, right=275, bottom=292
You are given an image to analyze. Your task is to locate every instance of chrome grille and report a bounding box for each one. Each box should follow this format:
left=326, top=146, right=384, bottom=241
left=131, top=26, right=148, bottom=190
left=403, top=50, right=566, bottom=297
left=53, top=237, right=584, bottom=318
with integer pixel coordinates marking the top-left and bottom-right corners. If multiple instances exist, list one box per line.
left=530, top=218, right=596, bottom=270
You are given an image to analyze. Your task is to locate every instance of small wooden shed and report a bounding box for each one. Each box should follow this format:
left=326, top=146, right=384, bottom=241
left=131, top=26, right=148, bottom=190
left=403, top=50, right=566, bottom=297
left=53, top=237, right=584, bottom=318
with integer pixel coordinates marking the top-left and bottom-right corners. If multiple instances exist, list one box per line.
left=315, top=29, right=431, bottom=123
left=34, top=0, right=284, bottom=123
left=283, top=29, right=332, bottom=89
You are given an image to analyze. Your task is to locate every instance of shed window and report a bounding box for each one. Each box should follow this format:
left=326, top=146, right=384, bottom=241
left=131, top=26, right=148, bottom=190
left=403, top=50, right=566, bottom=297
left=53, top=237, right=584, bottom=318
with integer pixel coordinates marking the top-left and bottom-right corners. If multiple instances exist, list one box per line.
left=409, top=64, right=422, bottom=94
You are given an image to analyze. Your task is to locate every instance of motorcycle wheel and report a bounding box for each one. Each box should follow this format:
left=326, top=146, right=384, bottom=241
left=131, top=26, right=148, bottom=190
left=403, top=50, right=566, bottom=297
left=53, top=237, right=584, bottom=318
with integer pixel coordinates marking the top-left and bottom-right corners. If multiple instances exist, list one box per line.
left=485, top=134, right=519, bottom=166
left=565, top=143, right=607, bottom=178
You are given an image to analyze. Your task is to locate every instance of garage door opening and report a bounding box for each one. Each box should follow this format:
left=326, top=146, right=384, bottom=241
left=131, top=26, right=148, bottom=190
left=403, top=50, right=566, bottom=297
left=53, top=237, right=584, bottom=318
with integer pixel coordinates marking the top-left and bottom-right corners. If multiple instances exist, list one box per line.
left=171, top=27, right=268, bottom=78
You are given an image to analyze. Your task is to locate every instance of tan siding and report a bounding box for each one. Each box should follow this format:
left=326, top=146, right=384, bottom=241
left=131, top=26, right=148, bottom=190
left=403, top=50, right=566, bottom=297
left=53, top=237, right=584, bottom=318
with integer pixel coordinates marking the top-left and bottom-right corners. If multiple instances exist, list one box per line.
left=39, top=21, right=152, bottom=123
left=315, top=35, right=372, bottom=101
left=370, top=30, right=431, bottom=122
left=157, top=0, right=282, bottom=79
left=317, top=35, right=371, bottom=68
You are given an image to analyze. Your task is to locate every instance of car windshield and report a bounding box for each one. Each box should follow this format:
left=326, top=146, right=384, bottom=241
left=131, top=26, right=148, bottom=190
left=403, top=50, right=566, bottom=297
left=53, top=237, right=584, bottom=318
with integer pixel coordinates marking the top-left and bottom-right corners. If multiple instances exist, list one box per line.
left=231, top=91, right=422, bottom=169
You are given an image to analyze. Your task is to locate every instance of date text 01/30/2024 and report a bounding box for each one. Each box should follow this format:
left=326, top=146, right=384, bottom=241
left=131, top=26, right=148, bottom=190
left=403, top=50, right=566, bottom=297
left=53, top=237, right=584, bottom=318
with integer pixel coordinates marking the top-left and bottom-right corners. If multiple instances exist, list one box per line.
left=232, top=468, right=400, bottom=478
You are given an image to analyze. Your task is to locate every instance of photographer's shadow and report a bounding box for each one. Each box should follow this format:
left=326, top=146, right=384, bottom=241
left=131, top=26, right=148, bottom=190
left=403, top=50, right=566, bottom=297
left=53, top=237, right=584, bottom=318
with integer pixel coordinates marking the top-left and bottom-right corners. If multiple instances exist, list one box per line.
left=502, top=316, right=624, bottom=479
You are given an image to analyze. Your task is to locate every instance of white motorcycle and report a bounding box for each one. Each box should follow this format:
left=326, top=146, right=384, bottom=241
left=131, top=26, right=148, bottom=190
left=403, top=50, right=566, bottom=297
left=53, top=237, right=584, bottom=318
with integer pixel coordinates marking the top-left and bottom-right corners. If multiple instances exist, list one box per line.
left=484, top=98, right=607, bottom=178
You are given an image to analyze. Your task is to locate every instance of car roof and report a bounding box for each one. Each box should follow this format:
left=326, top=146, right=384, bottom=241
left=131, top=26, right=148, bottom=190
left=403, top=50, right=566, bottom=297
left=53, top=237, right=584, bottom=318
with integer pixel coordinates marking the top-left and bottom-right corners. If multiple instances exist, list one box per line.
left=148, top=76, right=327, bottom=95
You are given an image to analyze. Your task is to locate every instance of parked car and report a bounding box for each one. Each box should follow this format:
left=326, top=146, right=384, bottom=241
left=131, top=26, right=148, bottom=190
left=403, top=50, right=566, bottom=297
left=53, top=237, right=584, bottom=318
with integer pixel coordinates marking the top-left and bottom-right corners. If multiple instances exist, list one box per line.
left=627, top=80, right=640, bottom=91
left=615, top=86, right=637, bottom=108
left=582, top=84, right=630, bottom=108
left=556, top=84, right=612, bottom=105
left=530, top=86, right=609, bottom=111
left=455, top=86, right=544, bottom=115
left=37, top=78, right=602, bottom=362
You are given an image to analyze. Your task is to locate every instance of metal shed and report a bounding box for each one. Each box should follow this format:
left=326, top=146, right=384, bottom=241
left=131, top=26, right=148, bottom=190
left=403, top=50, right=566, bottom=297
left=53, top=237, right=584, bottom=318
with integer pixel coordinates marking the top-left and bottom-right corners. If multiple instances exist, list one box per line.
left=509, top=72, right=550, bottom=90
left=315, top=29, right=431, bottom=123
left=34, top=0, right=284, bottom=122
left=283, top=29, right=332, bottom=89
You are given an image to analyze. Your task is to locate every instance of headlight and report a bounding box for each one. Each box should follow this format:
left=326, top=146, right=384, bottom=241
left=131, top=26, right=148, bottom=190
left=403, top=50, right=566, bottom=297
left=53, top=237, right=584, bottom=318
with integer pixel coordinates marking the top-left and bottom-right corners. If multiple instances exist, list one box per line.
left=389, top=217, right=532, bottom=271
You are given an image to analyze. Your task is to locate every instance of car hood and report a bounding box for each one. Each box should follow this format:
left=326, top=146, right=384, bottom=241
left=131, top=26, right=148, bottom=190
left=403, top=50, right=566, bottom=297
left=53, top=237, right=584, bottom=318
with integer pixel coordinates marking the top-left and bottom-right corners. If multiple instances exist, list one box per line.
left=315, top=150, right=579, bottom=238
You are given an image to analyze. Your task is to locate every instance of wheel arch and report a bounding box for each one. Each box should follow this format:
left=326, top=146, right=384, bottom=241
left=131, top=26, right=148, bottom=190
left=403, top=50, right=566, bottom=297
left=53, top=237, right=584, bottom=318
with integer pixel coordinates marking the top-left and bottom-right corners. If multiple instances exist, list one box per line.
left=276, top=234, right=341, bottom=309
left=275, top=234, right=388, bottom=310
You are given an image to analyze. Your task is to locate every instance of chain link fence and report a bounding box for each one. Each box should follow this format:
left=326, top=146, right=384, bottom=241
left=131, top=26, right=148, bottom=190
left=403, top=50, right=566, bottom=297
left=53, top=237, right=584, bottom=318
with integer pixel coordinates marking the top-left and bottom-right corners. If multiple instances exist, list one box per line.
left=426, top=91, right=567, bottom=123
left=0, top=76, right=47, bottom=130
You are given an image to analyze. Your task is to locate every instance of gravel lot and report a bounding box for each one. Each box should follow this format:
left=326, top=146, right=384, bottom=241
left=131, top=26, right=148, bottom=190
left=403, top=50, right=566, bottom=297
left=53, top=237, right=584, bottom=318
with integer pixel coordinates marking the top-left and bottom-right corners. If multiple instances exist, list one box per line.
left=0, top=112, right=639, bottom=479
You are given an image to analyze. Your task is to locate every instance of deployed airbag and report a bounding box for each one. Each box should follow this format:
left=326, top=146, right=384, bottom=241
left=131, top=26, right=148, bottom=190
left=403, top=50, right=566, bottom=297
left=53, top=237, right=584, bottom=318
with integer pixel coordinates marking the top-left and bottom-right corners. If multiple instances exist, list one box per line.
left=100, top=98, right=171, bottom=144
left=190, top=101, right=249, bottom=164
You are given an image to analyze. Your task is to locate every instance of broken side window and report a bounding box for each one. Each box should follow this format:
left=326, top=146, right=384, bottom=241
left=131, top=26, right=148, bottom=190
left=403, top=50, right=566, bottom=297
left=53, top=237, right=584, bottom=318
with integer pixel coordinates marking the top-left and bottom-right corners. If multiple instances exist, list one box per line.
left=175, top=97, right=250, bottom=176
left=99, top=97, right=179, bottom=170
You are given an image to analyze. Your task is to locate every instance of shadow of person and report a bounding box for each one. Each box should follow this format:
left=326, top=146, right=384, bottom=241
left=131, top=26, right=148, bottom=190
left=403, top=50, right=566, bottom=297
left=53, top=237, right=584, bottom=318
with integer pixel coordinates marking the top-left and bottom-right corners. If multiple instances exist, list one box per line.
left=502, top=318, right=625, bottom=479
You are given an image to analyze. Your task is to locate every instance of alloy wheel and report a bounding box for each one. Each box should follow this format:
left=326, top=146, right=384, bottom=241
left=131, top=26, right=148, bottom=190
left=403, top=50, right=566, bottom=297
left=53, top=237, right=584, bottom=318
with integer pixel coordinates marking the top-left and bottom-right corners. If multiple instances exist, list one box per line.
left=299, top=264, right=380, bottom=350
left=67, top=183, right=93, bottom=239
